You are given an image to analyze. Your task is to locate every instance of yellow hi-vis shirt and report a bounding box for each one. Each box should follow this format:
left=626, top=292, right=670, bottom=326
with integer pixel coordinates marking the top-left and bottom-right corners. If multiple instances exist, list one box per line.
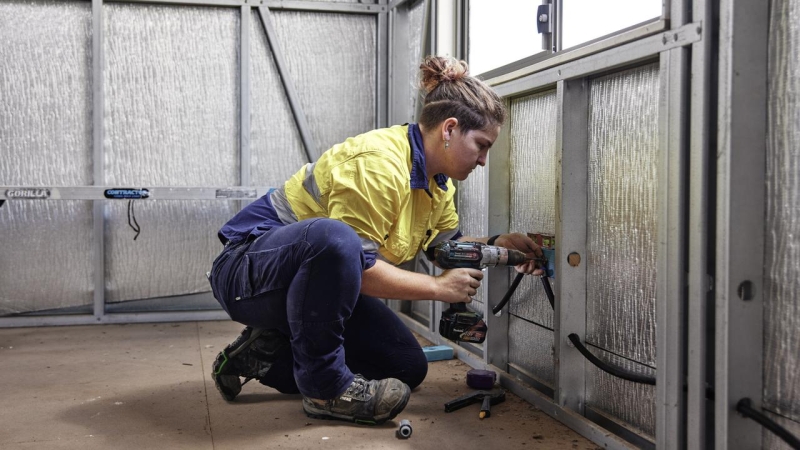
left=274, top=124, right=459, bottom=266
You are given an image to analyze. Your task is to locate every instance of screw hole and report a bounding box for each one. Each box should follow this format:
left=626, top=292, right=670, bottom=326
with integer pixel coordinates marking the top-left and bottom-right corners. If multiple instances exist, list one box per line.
left=737, top=281, right=754, bottom=301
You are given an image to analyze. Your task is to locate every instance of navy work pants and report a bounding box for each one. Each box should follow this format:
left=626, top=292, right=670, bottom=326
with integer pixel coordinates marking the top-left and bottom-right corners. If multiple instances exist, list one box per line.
left=209, top=218, right=428, bottom=400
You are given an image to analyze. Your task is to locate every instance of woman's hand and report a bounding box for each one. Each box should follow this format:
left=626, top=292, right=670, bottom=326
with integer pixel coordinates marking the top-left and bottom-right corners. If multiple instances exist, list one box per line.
left=493, top=233, right=545, bottom=276
left=433, top=268, right=484, bottom=303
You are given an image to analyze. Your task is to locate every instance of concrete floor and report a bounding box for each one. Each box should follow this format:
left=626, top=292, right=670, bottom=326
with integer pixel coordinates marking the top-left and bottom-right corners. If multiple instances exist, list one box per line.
left=0, top=320, right=598, bottom=449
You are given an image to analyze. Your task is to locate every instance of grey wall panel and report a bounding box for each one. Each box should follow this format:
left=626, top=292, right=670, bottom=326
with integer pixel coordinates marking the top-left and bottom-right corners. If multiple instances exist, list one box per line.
left=0, top=0, right=92, bottom=186
left=0, top=202, right=94, bottom=315
left=104, top=4, right=239, bottom=186
left=270, top=11, right=376, bottom=154
left=585, top=345, right=657, bottom=439
left=456, top=167, right=488, bottom=315
left=764, top=0, right=800, bottom=425
left=103, top=4, right=240, bottom=303
left=250, top=10, right=308, bottom=185
left=508, top=315, right=555, bottom=386
left=508, top=90, right=558, bottom=328
left=586, top=64, right=659, bottom=367
left=0, top=1, right=94, bottom=315
left=406, top=0, right=425, bottom=123
left=105, top=201, right=233, bottom=303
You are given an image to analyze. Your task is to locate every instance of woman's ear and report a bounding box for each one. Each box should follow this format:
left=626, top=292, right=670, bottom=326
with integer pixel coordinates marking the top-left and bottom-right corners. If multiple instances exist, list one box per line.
left=442, top=117, right=459, bottom=140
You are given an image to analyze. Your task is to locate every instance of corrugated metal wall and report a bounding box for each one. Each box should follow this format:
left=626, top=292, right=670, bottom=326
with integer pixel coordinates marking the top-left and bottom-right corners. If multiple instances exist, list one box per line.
left=0, top=1, right=378, bottom=315
left=764, top=0, right=800, bottom=447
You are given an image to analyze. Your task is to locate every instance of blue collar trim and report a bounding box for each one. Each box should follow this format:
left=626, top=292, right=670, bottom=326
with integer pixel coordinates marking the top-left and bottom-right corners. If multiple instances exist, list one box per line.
left=408, top=123, right=449, bottom=193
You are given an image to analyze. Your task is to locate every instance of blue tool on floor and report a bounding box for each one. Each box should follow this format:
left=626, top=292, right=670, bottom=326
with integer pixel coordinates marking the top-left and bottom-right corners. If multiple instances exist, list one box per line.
left=422, top=345, right=454, bottom=362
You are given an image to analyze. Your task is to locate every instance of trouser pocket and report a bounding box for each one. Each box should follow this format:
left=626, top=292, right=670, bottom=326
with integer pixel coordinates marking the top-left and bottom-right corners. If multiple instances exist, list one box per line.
left=238, top=244, right=296, bottom=300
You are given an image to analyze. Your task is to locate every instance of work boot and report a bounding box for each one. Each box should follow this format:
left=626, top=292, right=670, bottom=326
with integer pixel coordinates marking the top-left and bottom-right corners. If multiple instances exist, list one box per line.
left=302, top=375, right=411, bottom=425
left=211, top=327, right=290, bottom=401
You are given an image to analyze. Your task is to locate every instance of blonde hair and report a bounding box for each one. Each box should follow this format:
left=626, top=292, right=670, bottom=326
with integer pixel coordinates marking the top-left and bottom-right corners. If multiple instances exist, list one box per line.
left=418, top=56, right=506, bottom=132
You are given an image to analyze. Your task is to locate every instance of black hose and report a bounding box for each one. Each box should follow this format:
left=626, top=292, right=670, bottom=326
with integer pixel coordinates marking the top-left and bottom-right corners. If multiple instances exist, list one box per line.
left=541, top=276, right=555, bottom=309
left=736, top=398, right=800, bottom=449
left=491, top=272, right=524, bottom=315
left=567, top=333, right=656, bottom=385
left=492, top=273, right=554, bottom=316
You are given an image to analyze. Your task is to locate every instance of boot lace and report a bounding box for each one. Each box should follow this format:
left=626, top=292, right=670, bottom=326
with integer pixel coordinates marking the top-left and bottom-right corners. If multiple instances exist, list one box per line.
left=341, top=376, right=371, bottom=402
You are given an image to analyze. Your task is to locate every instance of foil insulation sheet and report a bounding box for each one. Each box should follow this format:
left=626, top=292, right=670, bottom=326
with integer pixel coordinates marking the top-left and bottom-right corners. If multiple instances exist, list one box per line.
left=406, top=0, right=425, bottom=123
left=0, top=0, right=92, bottom=186
left=586, top=64, right=659, bottom=367
left=585, top=345, right=657, bottom=439
left=104, top=4, right=240, bottom=186
left=508, top=90, right=558, bottom=328
left=456, top=167, right=488, bottom=314
left=250, top=10, right=309, bottom=185
left=508, top=315, right=555, bottom=386
left=765, top=0, right=800, bottom=424
left=270, top=11, right=376, bottom=154
left=0, top=1, right=94, bottom=314
left=103, top=4, right=239, bottom=303
left=0, top=202, right=94, bottom=315
left=105, top=201, right=235, bottom=303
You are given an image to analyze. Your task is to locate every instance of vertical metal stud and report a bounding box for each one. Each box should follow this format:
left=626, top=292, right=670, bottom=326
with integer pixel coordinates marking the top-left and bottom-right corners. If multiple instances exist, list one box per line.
left=240, top=5, right=251, bottom=189
left=485, top=99, right=512, bottom=369
left=92, top=0, right=106, bottom=320
left=687, top=0, right=713, bottom=447
left=554, top=78, right=589, bottom=414
left=715, top=0, right=768, bottom=448
left=657, top=46, right=689, bottom=450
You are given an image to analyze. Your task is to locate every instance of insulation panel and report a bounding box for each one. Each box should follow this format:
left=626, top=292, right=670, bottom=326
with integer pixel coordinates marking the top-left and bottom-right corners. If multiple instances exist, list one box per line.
left=764, top=0, right=800, bottom=425
left=103, top=4, right=239, bottom=303
left=0, top=0, right=93, bottom=314
left=585, top=64, right=659, bottom=367
left=508, top=315, right=555, bottom=386
left=270, top=11, right=376, bottom=154
left=406, top=0, right=425, bottom=123
left=250, top=9, right=308, bottom=186
left=508, top=90, right=558, bottom=328
left=585, top=345, right=657, bottom=439
left=456, top=167, right=488, bottom=314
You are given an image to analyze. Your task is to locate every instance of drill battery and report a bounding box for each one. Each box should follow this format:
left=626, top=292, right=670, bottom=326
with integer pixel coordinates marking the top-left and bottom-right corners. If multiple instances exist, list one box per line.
left=439, top=303, right=487, bottom=343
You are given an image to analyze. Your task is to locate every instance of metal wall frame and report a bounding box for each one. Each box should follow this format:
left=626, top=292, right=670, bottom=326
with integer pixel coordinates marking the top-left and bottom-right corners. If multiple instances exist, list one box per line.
left=396, top=0, right=723, bottom=448
left=0, top=0, right=388, bottom=328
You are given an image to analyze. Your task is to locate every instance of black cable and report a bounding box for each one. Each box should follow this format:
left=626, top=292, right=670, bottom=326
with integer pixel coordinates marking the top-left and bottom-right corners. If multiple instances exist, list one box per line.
left=492, top=272, right=524, bottom=315
left=127, top=199, right=141, bottom=240
left=567, top=333, right=657, bottom=385
left=736, top=398, right=800, bottom=449
left=492, top=274, right=554, bottom=316
left=541, top=276, right=555, bottom=309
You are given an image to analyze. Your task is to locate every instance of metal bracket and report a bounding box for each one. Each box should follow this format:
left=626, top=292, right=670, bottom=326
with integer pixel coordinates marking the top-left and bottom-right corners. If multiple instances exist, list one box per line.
left=537, top=4, right=553, bottom=35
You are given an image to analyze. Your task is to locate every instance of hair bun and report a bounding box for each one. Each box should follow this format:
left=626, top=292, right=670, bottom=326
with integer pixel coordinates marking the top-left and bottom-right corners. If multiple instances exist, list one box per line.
left=419, top=56, right=470, bottom=94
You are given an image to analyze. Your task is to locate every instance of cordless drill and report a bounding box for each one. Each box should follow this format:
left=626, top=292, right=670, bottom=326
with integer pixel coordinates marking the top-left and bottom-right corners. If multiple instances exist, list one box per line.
left=434, top=241, right=531, bottom=343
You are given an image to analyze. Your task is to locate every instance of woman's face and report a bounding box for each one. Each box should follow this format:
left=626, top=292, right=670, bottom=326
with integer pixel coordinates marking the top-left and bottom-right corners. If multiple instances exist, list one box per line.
left=445, top=125, right=501, bottom=181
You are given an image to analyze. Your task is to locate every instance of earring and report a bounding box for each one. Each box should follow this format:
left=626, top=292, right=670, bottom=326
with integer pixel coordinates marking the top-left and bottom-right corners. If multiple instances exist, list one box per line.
left=444, top=140, right=450, bottom=149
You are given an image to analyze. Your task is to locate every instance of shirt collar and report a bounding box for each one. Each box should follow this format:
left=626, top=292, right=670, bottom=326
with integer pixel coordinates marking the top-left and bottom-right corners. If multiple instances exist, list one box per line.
left=408, top=123, right=449, bottom=193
